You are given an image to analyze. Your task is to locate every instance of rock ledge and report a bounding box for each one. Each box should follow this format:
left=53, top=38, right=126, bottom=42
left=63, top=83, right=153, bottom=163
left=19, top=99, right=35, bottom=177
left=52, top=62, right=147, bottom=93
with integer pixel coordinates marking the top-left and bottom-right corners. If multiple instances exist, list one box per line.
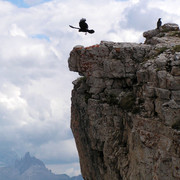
left=68, top=23, right=180, bottom=180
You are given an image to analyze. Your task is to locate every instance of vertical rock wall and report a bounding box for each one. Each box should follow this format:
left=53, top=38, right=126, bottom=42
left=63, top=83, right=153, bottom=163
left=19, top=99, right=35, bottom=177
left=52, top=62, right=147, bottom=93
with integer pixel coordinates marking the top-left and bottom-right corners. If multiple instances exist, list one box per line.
left=68, top=23, right=180, bottom=180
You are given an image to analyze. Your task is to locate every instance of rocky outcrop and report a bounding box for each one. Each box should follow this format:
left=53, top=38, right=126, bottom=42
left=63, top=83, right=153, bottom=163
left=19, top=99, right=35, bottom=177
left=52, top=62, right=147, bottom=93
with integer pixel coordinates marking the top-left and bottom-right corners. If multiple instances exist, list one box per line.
left=68, top=23, right=180, bottom=180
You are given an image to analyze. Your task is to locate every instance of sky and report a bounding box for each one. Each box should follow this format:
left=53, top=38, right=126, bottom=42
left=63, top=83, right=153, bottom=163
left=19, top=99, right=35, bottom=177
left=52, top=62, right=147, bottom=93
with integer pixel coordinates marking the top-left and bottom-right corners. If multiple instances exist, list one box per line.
left=0, top=0, right=180, bottom=177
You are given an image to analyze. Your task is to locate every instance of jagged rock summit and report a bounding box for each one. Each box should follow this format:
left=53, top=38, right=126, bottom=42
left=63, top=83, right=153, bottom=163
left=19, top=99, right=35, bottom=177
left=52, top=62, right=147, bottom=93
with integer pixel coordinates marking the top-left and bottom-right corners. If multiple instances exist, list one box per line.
left=0, top=152, right=83, bottom=180
left=15, top=152, right=45, bottom=174
left=68, top=23, right=180, bottom=180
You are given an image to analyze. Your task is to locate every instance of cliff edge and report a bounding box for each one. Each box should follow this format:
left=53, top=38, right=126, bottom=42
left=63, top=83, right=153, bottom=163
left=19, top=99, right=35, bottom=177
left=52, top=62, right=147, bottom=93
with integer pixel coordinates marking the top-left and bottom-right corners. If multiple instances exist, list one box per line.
left=68, top=23, right=180, bottom=180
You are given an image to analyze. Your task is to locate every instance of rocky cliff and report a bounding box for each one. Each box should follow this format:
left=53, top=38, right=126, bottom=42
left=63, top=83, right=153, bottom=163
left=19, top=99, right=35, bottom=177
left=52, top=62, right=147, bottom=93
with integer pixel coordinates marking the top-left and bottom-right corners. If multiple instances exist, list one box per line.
left=68, top=23, right=180, bottom=180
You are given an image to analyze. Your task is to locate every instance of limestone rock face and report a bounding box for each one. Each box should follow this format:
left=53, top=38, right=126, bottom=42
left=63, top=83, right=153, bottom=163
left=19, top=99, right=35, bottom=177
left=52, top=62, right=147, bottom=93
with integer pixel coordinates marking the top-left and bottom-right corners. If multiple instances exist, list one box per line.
left=68, top=23, right=180, bottom=180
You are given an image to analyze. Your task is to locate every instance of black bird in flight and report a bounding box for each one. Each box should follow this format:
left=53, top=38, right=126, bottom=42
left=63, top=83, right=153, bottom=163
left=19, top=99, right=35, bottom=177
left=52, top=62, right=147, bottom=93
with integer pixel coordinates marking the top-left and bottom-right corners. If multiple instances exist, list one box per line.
left=69, top=18, right=95, bottom=35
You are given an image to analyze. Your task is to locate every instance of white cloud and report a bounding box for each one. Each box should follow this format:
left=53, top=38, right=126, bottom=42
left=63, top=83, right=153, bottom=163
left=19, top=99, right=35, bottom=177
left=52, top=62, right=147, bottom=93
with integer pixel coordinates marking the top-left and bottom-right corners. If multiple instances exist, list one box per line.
left=0, top=0, right=179, bottom=176
left=46, top=163, right=81, bottom=177
left=148, top=0, right=180, bottom=15
left=36, top=139, right=78, bottom=162
left=10, top=23, right=27, bottom=37
left=0, top=83, right=26, bottom=110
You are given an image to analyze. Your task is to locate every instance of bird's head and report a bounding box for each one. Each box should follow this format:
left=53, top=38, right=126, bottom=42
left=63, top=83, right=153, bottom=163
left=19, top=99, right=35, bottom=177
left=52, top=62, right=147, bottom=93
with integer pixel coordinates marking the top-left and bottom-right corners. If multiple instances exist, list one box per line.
left=80, top=18, right=86, bottom=22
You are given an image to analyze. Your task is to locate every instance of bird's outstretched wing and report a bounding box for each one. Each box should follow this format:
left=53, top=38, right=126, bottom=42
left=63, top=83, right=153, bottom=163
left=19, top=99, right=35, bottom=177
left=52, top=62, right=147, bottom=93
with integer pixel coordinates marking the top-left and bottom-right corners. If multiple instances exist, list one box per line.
left=69, top=25, right=79, bottom=29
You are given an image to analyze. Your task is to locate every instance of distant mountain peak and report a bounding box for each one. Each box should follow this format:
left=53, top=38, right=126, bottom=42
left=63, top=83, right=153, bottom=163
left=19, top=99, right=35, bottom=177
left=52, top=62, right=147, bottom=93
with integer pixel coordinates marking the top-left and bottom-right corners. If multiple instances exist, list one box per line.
left=0, top=152, right=83, bottom=180
left=15, top=152, right=45, bottom=174
left=24, top=152, right=30, bottom=158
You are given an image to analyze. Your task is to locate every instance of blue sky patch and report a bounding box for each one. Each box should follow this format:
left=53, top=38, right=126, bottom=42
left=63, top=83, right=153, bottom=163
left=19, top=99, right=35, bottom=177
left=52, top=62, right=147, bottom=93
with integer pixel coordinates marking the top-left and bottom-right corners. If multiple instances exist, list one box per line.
left=31, top=34, right=50, bottom=42
left=4, top=0, right=52, bottom=8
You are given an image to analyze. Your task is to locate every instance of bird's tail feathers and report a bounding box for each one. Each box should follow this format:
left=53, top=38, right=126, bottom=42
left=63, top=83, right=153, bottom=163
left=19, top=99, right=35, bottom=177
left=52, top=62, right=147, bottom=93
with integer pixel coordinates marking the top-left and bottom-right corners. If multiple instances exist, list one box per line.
left=87, top=29, right=95, bottom=34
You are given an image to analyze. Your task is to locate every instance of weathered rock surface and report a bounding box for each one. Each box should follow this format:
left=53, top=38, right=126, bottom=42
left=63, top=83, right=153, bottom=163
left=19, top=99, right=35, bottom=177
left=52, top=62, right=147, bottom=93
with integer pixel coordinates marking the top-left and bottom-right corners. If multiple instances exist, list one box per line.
left=68, top=23, right=180, bottom=180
